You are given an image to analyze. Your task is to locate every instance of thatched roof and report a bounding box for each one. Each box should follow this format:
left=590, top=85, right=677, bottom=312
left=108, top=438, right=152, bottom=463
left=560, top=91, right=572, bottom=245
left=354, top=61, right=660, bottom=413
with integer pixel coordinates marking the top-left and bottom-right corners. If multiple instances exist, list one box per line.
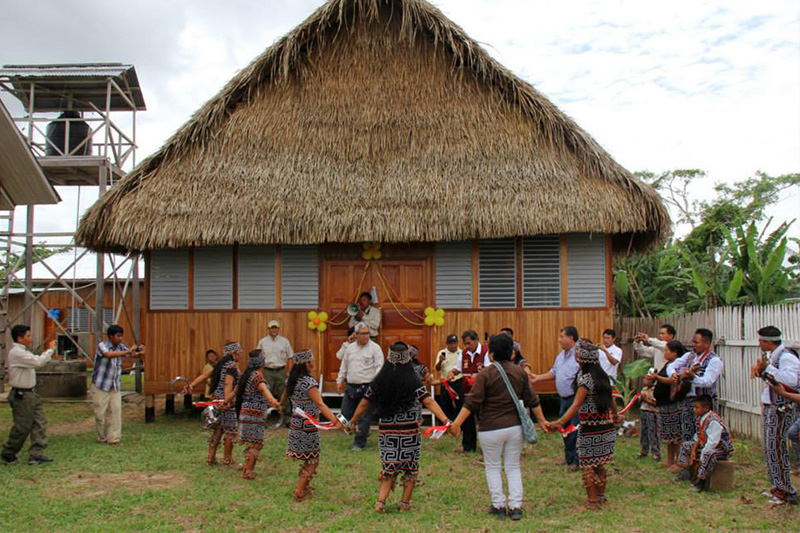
left=77, top=0, right=669, bottom=254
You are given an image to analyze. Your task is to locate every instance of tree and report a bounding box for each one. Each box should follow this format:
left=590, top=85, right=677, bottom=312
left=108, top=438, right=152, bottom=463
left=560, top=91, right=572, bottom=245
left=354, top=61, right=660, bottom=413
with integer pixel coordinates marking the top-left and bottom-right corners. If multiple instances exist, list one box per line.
left=614, top=170, right=800, bottom=317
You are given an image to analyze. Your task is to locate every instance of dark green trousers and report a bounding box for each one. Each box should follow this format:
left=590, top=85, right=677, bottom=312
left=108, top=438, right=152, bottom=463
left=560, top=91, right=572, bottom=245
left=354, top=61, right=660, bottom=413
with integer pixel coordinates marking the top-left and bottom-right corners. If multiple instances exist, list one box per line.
left=262, top=367, right=288, bottom=421
left=2, top=389, right=47, bottom=457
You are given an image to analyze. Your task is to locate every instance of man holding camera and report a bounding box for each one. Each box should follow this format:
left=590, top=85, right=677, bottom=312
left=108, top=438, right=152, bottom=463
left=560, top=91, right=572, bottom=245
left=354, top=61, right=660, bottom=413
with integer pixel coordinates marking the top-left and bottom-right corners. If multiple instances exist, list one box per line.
left=1, top=324, right=55, bottom=465
left=92, top=324, right=144, bottom=446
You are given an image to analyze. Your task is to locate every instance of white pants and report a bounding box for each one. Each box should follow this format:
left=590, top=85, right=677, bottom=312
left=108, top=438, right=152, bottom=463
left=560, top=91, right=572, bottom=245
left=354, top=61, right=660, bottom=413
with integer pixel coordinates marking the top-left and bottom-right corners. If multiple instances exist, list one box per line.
left=91, top=385, right=122, bottom=443
left=478, top=425, right=524, bottom=509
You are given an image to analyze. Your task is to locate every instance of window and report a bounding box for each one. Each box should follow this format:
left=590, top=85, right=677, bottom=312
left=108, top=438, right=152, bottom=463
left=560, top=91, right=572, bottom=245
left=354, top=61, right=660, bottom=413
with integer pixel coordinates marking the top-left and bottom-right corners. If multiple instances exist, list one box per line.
left=238, top=245, right=277, bottom=309
left=478, top=239, right=516, bottom=308
left=150, top=248, right=189, bottom=310
left=193, top=247, right=233, bottom=309
left=281, top=245, right=319, bottom=308
left=522, top=236, right=561, bottom=307
left=566, top=234, right=607, bottom=307
left=435, top=241, right=473, bottom=308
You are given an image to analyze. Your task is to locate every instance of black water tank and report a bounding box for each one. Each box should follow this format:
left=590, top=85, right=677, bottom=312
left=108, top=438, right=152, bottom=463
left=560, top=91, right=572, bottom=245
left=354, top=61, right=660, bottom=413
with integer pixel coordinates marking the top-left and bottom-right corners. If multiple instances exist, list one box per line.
left=45, top=110, right=93, bottom=156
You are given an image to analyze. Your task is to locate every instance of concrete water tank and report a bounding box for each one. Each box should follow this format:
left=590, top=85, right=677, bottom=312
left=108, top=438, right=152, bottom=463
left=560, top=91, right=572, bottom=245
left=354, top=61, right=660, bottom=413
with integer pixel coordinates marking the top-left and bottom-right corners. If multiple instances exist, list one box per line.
left=36, top=360, right=88, bottom=399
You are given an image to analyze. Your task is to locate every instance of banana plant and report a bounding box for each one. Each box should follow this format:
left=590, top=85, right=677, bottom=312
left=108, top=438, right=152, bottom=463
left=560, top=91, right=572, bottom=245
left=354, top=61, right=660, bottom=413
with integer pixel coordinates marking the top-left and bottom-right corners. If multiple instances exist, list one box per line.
left=612, top=359, right=653, bottom=408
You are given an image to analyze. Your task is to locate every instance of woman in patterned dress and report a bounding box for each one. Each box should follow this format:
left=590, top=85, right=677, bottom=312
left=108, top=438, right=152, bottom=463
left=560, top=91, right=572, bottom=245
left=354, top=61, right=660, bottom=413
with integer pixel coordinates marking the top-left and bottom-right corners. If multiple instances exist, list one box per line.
left=185, top=342, right=243, bottom=467
left=283, top=349, right=344, bottom=501
left=350, top=342, right=451, bottom=513
left=550, top=340, right=621, bottom=510
left=235, top=350, right=281, bottom=480
left=645, top=340, right=688, bottom=471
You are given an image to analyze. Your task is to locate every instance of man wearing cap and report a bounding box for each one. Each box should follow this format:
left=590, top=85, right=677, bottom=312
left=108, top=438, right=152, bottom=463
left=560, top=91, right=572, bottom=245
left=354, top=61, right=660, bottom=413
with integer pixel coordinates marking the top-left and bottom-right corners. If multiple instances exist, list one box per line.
left=348, top=292, right=381, bottom=340
left=751, top=325, right=800, bottom=505
left=434, top=334, right=462, bottom=420
left=257, top=320, right=294, bottom=425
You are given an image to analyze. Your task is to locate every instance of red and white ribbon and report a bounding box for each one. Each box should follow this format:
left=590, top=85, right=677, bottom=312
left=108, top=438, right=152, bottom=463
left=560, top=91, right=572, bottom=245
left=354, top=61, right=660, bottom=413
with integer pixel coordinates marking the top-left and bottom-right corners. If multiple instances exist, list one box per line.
left=423, top=422, right=451, bottom=439
left=292, top=407, right=340, bottom=430
left=618, top=393, right=641, bottom=415
left=193, top=400, right=224, bottom=408
left=558, top=423, right=578, bottom=436
left=443, top=380, right=460, bottom=401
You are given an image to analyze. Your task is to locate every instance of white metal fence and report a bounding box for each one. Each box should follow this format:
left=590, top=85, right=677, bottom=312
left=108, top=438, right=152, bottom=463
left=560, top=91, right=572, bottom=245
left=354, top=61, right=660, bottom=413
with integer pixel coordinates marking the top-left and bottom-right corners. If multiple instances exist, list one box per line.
left=616, top=304, right=800, bottom=442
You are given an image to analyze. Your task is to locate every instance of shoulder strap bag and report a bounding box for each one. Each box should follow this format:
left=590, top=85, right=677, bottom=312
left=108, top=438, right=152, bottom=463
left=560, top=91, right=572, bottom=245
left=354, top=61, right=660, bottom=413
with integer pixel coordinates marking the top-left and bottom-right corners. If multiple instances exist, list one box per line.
left=493, top=362, right=538, bottom=444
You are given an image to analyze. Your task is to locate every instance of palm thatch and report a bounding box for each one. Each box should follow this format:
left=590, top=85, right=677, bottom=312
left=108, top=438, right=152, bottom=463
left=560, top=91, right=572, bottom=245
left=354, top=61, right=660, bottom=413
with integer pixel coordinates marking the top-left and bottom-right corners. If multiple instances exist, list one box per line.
left=76, top=0, right=669, bottom=254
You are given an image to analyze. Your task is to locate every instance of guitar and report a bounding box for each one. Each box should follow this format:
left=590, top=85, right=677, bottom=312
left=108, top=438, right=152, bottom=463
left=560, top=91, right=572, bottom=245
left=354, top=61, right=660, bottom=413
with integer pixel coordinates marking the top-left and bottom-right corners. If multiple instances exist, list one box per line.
left=670, top=363, right=700, bottom=402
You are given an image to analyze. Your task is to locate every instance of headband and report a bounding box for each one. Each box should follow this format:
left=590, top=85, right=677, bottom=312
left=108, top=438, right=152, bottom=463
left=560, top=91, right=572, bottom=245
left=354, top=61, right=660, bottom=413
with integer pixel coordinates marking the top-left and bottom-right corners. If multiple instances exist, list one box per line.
left=759, top=335, right=782, bottom=342
left=388, top=345, right=411, bottom=365
left=223, top=342, right=242, bottom=355
left=293, top=349, right=313, bottom=364
left=575, top=340, right=600, bottom=365
left=248, top=352, right=266, bottom=369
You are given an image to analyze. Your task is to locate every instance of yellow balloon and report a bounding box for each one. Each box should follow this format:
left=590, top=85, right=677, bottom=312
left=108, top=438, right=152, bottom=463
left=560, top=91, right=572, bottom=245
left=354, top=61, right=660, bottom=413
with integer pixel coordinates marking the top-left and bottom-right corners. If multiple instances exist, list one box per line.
left=362, top=251, right=371, bottom=260
left=424, top=315, right=435, bottom=326
left=317, top=322, right=328, bottom=333
left=373, top=251, right=382, bottom=260
left=435, top=308, right=445, bottom=318
left=318, top=311, right=329, bottom=322
left=307, top=311, right=318, bottom=320
left=424, top=307, right=435, bottom=317
left=434, top=317, right=445, bottom=327
left=307, top=321, right=316, bottom=330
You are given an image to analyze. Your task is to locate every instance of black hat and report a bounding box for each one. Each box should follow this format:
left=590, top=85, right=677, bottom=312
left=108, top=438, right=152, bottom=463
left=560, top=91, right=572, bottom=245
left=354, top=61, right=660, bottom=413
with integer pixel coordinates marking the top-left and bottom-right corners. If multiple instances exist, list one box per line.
left=446, top=334, right=458, bottom=343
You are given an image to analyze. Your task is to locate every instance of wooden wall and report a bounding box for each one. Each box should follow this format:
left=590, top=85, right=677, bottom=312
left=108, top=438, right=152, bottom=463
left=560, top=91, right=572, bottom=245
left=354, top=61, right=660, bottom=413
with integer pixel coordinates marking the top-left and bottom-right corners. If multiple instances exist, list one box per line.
left=143, top=307, right=612, bottom=395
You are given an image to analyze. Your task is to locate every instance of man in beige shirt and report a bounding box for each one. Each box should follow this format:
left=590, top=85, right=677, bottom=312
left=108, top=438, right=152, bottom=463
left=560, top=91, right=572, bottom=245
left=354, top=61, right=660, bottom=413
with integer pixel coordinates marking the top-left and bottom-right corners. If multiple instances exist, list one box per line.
left=2, top=324, right=55, bottom=464
left=348, top=292, right=381, bottom=340
left=256, top=320, right=293, bottom=424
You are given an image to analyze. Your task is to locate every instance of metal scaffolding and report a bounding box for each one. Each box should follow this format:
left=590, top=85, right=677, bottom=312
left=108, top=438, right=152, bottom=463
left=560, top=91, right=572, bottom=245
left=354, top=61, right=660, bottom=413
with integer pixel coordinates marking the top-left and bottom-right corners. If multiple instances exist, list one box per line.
left=0, top=63, right=146, bottom=393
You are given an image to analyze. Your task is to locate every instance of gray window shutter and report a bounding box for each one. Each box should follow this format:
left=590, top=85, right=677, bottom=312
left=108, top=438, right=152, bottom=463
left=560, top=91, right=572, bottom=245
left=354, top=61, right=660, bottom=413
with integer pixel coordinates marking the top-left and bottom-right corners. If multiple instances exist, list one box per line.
left=67, top=307, right=114, bottom=332
left=238, top=245, right=276, bottom=309
left=435, top=242, right=472, bottom=308
left=478, top=239, right=517, bottom=308
left=194, top=246, right=233, bottom=309
left=150, top=249, right=189, bottom=310
left=281, top=245, right=319, bottom=308
left=522, top=236, right=561, bottom=307
left=566, top=234, right=607, bottom=307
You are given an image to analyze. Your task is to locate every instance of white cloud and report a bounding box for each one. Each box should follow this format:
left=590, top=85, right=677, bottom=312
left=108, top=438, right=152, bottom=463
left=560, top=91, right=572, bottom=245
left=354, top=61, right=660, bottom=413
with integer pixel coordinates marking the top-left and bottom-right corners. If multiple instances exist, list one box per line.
left=1, top=0, right=798, bottom=248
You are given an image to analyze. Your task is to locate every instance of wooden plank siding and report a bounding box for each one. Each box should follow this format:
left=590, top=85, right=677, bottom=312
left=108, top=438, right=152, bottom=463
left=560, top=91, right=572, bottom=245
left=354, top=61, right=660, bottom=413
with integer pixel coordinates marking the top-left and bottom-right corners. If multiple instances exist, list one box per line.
left=142, top=238, right=613, bottom=396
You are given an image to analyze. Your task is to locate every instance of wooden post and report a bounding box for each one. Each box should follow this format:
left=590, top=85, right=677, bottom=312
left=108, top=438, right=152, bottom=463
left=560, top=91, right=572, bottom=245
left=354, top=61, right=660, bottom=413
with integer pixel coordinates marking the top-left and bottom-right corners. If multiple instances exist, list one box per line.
left=145, top=394, right=155, bottom=423
left=165, top=394, right=175, bottom=415
left=183, top=393, right=192, bottom=411
left=23, top=206, right=34, bottom=325
left=132, top=254, right=141, bottom=393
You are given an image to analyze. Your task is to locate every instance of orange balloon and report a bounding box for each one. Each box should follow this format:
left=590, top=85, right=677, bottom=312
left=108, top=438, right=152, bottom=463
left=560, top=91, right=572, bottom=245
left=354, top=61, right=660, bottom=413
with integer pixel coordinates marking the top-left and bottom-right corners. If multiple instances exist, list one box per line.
left=313, top=318, right=320, bottom=325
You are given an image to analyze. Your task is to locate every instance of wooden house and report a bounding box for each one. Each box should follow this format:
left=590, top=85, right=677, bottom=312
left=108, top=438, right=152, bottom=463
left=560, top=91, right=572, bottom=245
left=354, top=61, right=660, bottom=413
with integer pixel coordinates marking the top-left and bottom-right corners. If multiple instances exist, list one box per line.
left=75, top=0, right=669, bottom=401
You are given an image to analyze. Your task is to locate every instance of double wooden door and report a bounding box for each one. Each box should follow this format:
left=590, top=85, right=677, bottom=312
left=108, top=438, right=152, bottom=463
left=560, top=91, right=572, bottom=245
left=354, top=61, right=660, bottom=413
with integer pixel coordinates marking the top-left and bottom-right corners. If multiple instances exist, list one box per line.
left=321, top=258, right=431, bottom=389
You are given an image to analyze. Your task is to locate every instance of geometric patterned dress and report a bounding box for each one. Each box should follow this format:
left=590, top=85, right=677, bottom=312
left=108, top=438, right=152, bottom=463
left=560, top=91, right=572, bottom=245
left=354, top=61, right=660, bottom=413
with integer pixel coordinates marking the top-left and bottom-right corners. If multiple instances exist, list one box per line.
left=212, top=359, right=241, bottom=435
left=239, top=371, right=269, bottom=449
left=366, top=385, right=430, bottom=479
left=576, top=372, right=616, bottom=467
left=286, top=375, right=321, bottom=463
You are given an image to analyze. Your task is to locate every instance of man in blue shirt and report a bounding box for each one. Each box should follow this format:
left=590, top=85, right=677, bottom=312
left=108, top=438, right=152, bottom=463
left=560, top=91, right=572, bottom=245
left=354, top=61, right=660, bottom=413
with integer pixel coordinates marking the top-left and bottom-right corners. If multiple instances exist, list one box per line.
left=532, top=326, right=581, bottom=469
left=91, top=324, right=144, bottom=445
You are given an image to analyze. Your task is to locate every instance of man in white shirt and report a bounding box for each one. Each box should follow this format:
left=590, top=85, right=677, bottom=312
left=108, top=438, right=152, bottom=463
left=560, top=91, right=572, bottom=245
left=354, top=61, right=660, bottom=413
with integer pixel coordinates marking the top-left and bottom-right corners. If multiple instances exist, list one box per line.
left=634, top=324, right=676, bottom=370
left=335, top=327, right=357, bottom=361
left=256, top=320, right=294, bottom=424
left=750, top=325, right=799, bottom=505
left=1, top=325, right=55, bottom=465
left=445, top=330, right=489, bottom=453
left=337, top=322, right=384, bottom=450
left=348, top=292, right=381, bottom=340
left=599, top=328, right=622, bottom=384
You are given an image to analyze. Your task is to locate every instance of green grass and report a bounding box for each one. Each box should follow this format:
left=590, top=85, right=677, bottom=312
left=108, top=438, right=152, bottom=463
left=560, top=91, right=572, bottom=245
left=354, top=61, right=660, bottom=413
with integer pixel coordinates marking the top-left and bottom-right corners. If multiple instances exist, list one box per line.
left=0, top=402, right=796, bottom=532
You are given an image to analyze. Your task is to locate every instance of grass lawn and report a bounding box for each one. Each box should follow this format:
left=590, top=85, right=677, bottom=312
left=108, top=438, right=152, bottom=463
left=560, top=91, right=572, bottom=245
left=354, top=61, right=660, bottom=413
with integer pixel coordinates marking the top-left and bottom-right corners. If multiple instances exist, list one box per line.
left=0, top=398, right=796, bottom=532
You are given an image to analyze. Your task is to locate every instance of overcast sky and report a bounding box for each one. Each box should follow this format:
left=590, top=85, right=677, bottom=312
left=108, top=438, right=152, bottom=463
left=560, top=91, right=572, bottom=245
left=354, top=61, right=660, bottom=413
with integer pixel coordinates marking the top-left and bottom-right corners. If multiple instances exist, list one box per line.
left=1, top=0, right=798, bottom=276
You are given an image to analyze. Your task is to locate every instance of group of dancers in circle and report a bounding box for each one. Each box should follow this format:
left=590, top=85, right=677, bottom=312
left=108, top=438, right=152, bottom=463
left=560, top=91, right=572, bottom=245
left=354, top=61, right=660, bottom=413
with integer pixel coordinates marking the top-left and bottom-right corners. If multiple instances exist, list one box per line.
left=184, top=340, right=451, bottom=509
left=183, top=332, right=636, bottom=515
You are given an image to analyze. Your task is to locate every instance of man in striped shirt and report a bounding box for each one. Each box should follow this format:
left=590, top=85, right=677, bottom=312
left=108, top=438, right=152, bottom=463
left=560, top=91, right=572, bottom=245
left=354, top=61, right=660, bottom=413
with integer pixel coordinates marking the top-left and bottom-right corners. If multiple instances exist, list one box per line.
left=91, top=324, right=144, bottom=445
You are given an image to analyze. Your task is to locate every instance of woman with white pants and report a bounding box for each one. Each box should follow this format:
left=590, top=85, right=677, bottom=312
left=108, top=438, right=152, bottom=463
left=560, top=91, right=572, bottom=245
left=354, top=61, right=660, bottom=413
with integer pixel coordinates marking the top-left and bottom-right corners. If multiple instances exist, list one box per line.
left=449, top=334, right=549, bottom=520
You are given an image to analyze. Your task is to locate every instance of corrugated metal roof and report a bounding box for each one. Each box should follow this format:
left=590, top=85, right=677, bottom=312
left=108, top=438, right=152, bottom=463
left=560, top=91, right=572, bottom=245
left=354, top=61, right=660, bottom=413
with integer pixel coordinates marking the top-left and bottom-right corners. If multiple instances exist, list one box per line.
left=0, top=63, right=132, bottom=78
